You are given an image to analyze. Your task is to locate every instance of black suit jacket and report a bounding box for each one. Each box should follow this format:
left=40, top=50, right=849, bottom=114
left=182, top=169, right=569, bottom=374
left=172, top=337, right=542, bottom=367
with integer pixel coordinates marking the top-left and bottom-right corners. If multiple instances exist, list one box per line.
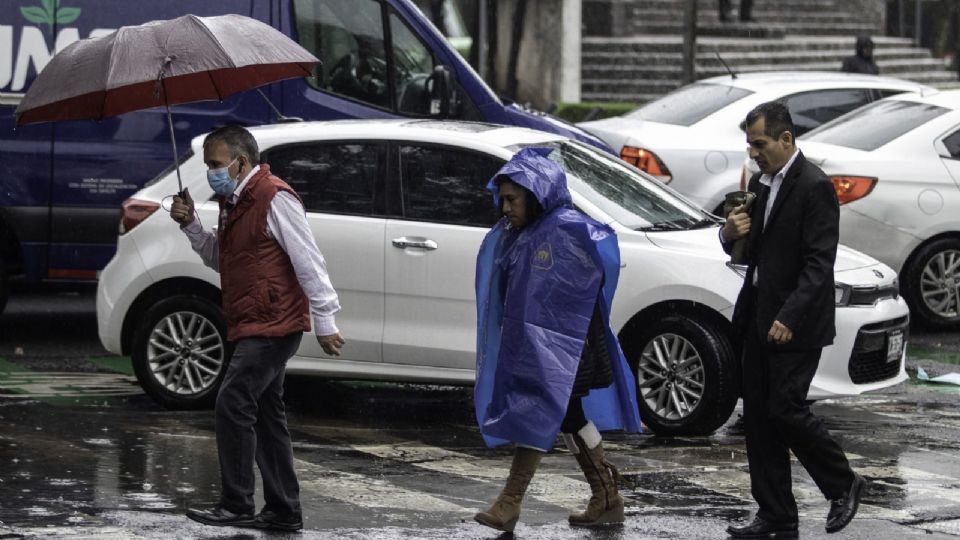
left=725, top=151, right=839, bottom=351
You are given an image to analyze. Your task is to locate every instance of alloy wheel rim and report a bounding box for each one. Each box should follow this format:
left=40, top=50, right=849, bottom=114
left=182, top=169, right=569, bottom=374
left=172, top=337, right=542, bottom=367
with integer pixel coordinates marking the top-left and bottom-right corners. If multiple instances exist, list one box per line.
left=920, top=249, right=960, bottom=319
left=146, top=311, right=224, bottom=396
left=637, top=332, right=705, bottom=421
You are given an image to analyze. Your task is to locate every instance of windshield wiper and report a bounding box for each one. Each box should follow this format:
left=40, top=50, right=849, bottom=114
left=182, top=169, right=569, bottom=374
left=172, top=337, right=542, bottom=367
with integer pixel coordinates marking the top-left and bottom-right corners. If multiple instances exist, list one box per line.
left=639, top=221, right=684, bottom=232
left=690, top=217, right=721, bottom=229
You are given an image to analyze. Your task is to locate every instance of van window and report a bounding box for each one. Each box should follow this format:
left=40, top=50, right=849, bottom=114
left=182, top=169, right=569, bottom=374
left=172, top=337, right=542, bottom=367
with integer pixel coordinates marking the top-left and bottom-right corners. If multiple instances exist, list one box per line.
left=397, top=144, right=502, bottom=227
left=293, top=0, right=391, bottom=109
left=264, top=142, right=384, bottom=216
left=390, top=11, right=435, bottom=115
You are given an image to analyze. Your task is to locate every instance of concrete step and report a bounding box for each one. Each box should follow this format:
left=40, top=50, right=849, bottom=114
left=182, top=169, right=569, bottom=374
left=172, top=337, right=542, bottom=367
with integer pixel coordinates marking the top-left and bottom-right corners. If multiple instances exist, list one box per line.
left=583, top=36, right=917, bottom=54
left=579, top=1, right=949, bottom=104
left=583, top=0, right=884, bottom=37
left=582, top=78, right=686, bottom=94
left=583, top=62, right=948, bottom=82
left=582, top=49, right=934, bottom=68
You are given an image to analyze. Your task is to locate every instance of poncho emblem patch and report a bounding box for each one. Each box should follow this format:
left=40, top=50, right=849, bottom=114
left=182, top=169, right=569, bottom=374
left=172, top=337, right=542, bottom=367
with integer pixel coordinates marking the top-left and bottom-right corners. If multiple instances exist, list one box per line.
left=532, top=242, right=554, bottom=270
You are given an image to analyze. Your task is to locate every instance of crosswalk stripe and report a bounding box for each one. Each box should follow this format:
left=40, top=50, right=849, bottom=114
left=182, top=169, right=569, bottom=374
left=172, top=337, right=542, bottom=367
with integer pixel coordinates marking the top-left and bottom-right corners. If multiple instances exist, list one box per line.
left=297, top=425, right=593, bottom=510
left=0, top=372, right=141, bottom=397
left=295, top=458, right=469, bottom=514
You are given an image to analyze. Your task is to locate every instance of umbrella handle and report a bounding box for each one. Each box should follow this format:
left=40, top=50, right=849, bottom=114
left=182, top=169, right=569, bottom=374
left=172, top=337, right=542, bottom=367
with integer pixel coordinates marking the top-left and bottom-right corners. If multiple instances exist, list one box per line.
left=162, top=84, right=183, bottom=194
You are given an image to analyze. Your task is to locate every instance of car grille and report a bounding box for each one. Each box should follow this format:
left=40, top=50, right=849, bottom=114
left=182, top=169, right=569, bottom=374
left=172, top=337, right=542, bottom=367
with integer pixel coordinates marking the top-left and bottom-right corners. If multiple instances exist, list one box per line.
left=849, top=283, right=899, bottom=306
left=848, top=316, right=909, bottom=384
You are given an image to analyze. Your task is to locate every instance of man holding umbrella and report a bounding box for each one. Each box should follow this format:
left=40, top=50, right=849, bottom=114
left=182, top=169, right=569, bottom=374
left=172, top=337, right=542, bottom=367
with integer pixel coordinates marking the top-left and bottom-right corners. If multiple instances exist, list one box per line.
left=170, top=125, right=344, bottom=531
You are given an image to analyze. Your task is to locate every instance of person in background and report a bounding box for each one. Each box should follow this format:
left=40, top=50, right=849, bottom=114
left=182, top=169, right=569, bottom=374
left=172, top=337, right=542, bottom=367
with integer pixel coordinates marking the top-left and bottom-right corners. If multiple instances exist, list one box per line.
left=473, top=147, right=642, bottom=533
left=842, top=35, right=880, bottom=75
left=170, top=124, right=344, bottom=532
left=720, top=0, right=755, bottom=22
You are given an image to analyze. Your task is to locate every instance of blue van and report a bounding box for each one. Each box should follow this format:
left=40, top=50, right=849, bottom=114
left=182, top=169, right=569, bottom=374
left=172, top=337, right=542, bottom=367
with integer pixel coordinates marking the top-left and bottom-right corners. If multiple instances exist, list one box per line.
left=0, top=0, right=608, bottom=313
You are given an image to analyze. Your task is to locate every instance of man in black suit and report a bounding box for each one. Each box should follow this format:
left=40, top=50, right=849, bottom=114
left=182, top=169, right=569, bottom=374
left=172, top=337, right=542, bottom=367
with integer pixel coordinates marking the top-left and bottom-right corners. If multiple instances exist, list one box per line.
left=721, top=101, right=865, bottom=538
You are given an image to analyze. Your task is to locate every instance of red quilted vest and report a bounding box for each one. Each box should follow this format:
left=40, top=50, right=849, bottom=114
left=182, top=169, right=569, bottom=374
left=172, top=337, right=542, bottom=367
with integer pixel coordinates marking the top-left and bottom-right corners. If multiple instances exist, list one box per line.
left=218, top=165, right=310, bottom=341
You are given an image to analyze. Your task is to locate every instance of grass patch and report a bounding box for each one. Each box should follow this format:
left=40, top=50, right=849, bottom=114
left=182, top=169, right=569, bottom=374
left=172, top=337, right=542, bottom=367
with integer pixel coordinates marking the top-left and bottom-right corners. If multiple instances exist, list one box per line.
left=88, top=356, right=135, bottom=376
left=0, top=357, right=28, bottom=372
left=907, top=344, right=960, bottom=367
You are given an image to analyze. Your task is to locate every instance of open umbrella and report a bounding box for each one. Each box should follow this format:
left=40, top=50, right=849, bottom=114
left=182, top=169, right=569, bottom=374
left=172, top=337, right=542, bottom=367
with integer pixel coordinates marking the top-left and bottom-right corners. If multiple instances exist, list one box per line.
left=14, top=13, right=319, bottom=193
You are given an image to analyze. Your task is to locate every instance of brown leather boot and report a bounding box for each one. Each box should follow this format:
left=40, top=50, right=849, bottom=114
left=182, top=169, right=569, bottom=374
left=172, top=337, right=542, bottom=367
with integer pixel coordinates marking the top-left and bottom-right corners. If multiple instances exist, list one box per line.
left=566, top=429, right=625, bottom=527
left=474, top=447, right=543, bottom=532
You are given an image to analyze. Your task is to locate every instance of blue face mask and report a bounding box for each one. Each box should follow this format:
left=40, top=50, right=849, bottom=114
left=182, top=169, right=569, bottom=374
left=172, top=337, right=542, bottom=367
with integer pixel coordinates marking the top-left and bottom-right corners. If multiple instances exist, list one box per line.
left=207, top=158, right=239, bottom=197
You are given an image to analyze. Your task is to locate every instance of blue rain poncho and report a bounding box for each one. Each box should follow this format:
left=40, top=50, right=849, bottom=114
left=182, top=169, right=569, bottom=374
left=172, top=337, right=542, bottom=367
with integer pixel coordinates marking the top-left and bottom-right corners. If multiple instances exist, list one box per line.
left=474, top=147, right=642, bottom=450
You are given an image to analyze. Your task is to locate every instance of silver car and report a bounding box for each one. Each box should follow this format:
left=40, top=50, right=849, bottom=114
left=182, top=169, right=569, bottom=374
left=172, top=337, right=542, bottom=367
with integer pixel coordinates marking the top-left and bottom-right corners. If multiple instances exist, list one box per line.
left=580, top=72, right=931, bottom=215
left=783, top=90, right=960, bottom=329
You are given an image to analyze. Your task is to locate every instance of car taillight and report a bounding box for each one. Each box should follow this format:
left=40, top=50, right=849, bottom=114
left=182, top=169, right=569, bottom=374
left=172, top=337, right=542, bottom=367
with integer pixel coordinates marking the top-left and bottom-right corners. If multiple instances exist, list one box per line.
left=119, top=198, right=160, bottom=234
left=831, top=176, right=876, bottom=205
left=620, top=146, right=672, bottom=183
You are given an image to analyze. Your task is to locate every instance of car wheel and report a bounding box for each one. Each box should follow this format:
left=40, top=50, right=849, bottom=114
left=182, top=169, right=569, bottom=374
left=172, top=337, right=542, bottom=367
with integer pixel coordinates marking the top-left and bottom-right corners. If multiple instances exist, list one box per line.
left=131, top=295, right=231, bottom=409
left=903, top=238, right=960, bottom=329
left=623, top=314, right=737, bottom=436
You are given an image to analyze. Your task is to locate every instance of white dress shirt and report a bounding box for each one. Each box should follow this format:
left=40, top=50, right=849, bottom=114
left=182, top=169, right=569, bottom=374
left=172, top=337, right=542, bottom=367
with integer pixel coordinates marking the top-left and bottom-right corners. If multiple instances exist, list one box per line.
left=182, top=165, right=341, bottom=336
left=753, top=148, right=801, bottom=285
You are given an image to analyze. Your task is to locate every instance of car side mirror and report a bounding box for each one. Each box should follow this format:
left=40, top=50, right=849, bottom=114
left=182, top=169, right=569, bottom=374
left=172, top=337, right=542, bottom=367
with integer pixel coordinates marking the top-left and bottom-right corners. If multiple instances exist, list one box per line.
left=426, top=64, right=458, bottom=118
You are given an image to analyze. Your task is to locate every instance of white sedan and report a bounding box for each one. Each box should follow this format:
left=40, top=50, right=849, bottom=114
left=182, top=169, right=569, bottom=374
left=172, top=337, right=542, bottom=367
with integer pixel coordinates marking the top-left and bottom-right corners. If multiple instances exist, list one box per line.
left=764, top=90, right=960, bottom=329
left=579, top=72, right=931, bottom=215
left=96, top=120, right=909, bottom=435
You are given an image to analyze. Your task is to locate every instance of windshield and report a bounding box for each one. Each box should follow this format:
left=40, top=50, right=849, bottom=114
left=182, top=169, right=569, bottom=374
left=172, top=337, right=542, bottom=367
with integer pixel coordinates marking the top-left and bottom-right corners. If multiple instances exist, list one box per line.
left=804, top=99, right=949, bottom=150
left=511, top=141, right=715, bottom=231
left=626, top=83, right=752, bottom=126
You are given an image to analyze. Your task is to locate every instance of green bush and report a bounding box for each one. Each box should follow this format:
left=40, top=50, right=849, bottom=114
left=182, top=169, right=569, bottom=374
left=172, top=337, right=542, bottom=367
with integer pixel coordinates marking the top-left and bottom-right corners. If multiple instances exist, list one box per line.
left=553, top=102, right=638, bottom=123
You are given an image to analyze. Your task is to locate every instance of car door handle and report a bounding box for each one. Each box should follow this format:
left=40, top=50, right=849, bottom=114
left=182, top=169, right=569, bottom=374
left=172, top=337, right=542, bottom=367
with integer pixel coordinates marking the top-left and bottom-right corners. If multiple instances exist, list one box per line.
left=392, top=236, right=438, bottom=250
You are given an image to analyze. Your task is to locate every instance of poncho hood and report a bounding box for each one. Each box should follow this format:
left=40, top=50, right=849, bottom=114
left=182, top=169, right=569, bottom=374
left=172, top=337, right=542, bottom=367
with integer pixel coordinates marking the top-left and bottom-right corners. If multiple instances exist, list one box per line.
left=487, top=147, right=572, bottom=214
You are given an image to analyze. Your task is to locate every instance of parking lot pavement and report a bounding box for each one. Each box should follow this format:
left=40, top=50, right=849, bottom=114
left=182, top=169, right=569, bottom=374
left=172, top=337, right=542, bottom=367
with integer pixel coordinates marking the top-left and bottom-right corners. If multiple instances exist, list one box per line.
left=1, top=289, right=959, bottom=538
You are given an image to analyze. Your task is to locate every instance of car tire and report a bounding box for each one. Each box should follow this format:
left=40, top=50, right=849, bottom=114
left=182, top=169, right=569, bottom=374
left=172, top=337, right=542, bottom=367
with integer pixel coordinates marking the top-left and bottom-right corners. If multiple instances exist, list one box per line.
left=902, top=238, right=960, bottom=329
left=623, top=314, right=738, bottom=436
left=131, top=295, right=231, bottom=409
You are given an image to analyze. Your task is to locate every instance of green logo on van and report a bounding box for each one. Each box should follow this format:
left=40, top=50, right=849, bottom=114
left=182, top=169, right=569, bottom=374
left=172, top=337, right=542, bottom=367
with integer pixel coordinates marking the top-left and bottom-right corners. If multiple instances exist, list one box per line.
left=20, top=0, right=81, bottom=31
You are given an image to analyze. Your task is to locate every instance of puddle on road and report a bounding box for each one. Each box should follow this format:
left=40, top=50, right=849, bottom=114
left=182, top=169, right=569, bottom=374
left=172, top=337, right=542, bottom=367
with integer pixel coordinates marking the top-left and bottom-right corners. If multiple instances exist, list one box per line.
left=0, top=378, right=959, bottom=535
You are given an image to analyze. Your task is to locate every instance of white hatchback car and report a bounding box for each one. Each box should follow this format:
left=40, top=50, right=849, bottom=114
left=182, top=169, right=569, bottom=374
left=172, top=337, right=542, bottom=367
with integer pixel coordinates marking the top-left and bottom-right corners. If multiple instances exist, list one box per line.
left=97, top=120, right=910, bottom=436
left=579, top=72, right=931, bottom=215
left=761, top=90, right=960, bottom=329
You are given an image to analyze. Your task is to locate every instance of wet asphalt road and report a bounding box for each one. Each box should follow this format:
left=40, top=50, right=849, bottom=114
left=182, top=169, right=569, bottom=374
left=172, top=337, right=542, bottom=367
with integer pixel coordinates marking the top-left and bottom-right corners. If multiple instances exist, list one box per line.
left=1, top=289, right=960, bottom=539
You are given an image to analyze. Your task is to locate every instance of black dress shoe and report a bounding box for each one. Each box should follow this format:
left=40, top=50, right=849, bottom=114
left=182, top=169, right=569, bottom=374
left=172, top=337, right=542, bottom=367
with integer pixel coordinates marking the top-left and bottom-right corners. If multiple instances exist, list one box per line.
left=254, top=509, right=304, bottom=531
left=185, top=506, right=255, bottom=527
left=727, top=516, right=798, bottom=538
left=826, top=473, right=866, bottom=533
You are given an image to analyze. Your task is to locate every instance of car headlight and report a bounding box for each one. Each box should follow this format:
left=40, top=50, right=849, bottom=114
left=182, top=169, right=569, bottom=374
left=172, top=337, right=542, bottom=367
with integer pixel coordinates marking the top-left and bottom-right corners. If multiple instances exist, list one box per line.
left=727, top=265, right=853, bottom=307
left=835, top=283, right=851, bottom=307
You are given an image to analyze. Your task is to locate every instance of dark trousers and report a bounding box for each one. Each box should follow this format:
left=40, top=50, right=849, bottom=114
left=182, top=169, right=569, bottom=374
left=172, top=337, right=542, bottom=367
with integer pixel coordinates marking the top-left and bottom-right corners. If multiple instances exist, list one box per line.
left=215, top=333, right=302, bottom=515
left=561, top=394, right=588, bottom=434
left=742, top=324, right=854, bottom=522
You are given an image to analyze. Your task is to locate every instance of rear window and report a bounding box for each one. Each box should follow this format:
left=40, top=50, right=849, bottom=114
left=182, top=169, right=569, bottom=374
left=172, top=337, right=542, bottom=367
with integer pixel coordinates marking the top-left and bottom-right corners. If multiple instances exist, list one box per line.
left=626, top=83, right=752, bottom=126
left=805, top=99, right=949, bottom=151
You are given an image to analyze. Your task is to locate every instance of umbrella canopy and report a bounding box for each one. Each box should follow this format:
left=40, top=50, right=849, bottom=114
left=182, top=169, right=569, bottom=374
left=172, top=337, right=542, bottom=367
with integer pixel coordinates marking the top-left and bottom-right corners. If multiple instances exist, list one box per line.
left=15, top=13, right=318, bottom=125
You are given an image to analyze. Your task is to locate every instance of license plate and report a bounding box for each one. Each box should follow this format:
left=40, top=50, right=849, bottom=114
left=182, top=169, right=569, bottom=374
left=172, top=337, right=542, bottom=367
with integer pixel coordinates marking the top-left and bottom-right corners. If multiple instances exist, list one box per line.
left=886, top=330, right=904, bottom=363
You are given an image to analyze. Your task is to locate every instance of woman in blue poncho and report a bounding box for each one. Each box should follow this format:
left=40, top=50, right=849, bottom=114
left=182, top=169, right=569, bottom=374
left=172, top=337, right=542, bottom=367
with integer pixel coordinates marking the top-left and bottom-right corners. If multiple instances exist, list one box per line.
left=473, top=147, right=641, bottom=532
